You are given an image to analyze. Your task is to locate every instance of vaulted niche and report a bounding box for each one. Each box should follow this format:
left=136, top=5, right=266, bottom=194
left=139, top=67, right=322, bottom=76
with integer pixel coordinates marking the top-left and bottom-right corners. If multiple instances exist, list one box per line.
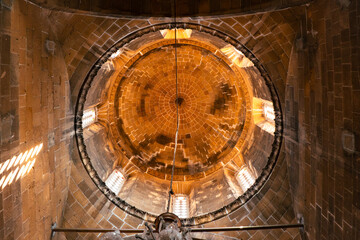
left=75, top=23, right=282, bottom=225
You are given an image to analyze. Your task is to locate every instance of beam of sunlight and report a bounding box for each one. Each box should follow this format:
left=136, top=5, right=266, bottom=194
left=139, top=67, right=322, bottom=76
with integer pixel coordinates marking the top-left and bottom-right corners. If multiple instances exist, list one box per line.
left=26, top=160, right=36, bottom=174
left=19, top=151, right=27, bottom=166
left=30, top=145, right=38, bottom=158
left=16, top=164, right=27, bottom=181
left=7, top=155, right=18, bottom=171
left=0, top=175, right=5, bottom=187
left=0, top=160, right=10, bottom=175
left=0, top=143, right=43, bottom=189
left=8, top=167, right=19, bottom=186
left=27, top=147, right=35, bottom=159
left=2, top=171, right=13, bottom=189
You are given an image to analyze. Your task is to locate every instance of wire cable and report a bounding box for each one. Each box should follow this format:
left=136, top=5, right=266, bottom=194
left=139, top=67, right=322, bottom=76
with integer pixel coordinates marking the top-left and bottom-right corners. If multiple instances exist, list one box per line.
left=167, top=0, right=179, bottom=213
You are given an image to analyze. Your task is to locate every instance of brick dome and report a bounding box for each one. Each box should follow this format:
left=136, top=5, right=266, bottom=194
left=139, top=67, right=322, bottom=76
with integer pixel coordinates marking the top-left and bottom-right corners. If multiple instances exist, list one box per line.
left=106, top=40, right=250, bottom=180
left=75, top=23, right=282, bottom=222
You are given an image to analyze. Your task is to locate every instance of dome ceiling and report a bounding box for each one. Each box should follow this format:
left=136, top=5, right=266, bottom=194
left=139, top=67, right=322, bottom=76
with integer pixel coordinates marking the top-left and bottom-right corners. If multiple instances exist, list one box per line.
left=107, top=40, right=250, bottom=180
left=75, top=23, right=282, bottom=224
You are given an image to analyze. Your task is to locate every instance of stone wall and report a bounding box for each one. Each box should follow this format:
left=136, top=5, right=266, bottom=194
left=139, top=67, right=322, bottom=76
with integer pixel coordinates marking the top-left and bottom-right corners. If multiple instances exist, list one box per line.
left=0, top=1, right=72, bottom=240
left=285, top=0, right=360, bottom=239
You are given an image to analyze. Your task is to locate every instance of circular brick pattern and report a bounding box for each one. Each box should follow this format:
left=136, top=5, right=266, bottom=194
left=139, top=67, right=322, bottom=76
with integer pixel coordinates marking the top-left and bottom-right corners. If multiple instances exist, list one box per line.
left=111, top=43, right=247, bottom=178
left=75, top=23, right=283, bottom=223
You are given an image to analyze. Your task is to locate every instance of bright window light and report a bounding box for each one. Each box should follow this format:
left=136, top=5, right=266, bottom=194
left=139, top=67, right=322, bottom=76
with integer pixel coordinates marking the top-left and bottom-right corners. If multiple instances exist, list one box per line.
left=110, top=49, right=122, bottom=59
left=105, top=169, right=126, bottom=195
left=263, top=102, right=275, bottom=122
left=82, top=108, right=96, bottom=128
left=252, top=98, right=276, bottom=135
left=172, top=194, right=189, bottom=218
left=160, top=29, right=192, bottom=39
left=0, top=143, right=43, bottom=189
left=220, top=45, right=254, bottom=68
left=236, top=166, right=255, bottom=193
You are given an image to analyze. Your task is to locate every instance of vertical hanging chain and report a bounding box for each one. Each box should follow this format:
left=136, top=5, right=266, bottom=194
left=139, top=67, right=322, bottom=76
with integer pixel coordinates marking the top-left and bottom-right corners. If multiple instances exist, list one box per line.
left=167, top=0, right=179, bottom=213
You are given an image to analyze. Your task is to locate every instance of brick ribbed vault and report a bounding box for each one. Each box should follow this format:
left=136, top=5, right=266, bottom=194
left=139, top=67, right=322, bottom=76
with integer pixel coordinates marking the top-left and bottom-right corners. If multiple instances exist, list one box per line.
left=75, top=22, right=283, bottom=224
left=106, top=39, right=251, bottom=180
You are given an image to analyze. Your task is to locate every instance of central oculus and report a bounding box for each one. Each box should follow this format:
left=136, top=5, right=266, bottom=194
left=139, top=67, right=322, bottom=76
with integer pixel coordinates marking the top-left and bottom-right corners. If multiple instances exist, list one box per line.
left=175, top=97, right=184, bottom=106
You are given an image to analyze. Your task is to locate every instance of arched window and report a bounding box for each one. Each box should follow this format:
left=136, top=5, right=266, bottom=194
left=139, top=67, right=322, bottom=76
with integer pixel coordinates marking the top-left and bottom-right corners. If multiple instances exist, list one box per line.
left=263, top=102, right=275, bottom=122
left=105, top=169, right=126, bottom=195
left=172, top=194, right=190, bottom=218
left=236, top=166, right=256, bottom=193
left=160, top=29, right=192, bottom=39
left=82, top=108, right=96, bottom=128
